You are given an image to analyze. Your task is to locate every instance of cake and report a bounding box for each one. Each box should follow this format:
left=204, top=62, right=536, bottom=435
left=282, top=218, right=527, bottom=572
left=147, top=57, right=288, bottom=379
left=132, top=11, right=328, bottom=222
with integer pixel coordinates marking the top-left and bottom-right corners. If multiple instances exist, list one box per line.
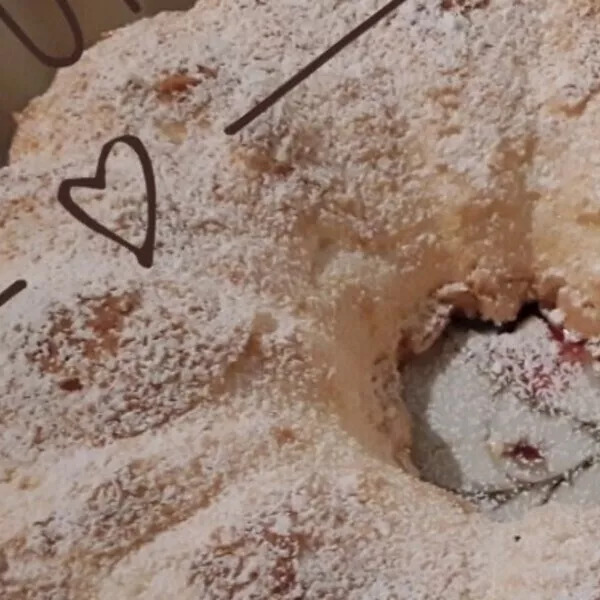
left=3, top=0, right=600, bottom=597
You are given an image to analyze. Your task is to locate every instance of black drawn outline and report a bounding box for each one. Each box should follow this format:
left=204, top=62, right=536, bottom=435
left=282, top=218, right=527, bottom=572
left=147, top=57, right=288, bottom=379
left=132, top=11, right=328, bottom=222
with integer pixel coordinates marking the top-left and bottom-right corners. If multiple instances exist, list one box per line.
left=0, top=280, right=27, bottom=309
left=0, top=0, right=83, bottom=68
left=57, top=134, right=157, bottom=269
left=122, top=0, right=142, bottom=13
left=224, top=0, right=407, bottom=135
left=0, top=0, right=143, bottom=68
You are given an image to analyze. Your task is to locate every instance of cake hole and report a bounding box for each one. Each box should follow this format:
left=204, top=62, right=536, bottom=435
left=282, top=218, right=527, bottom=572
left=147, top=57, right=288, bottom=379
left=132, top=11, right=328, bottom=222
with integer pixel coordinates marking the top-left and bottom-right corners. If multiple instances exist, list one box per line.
left=400, top=303, right=600, bottom=521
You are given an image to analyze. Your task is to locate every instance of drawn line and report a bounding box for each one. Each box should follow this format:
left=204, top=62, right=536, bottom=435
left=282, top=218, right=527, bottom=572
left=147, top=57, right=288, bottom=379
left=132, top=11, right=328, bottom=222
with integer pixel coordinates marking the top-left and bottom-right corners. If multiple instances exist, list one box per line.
left=224, top=0, right=407, bottom=135
left=122, top=0, right=142, bottom=13
left=0, top=0, right=83, bottom=68
left=0, top=280, right=27, bottom=309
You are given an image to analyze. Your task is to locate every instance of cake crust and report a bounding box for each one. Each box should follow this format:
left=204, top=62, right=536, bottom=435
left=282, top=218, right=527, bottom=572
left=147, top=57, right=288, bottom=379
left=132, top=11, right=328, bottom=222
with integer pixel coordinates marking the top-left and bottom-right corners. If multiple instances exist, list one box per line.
left=3, top=1, right=600, bottom=598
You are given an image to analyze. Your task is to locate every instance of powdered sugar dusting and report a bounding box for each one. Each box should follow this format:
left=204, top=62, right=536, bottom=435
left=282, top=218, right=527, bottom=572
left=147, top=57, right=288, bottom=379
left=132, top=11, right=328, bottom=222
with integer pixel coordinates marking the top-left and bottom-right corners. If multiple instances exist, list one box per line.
left=3, top=0, right=600, bottom=598
left=403, top=314, right=600, bottom=522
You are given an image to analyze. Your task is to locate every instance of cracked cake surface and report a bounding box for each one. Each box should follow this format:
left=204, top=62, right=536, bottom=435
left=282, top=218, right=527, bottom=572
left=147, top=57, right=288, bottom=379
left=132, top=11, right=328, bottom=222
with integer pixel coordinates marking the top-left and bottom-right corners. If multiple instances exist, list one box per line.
left=3, top=0, right=600, bottom=598
left=403, top=311, right=600, bottom=522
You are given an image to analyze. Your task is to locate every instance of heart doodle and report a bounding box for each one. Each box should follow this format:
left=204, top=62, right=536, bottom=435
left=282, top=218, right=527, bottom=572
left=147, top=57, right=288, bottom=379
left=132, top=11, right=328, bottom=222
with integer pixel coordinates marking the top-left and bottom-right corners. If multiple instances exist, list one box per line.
left=57, top=134, right=157, bottom=269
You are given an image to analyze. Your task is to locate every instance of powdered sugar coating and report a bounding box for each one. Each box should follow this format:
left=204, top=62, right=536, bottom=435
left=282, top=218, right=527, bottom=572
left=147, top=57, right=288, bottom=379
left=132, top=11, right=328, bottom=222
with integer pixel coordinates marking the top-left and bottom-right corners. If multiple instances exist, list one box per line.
left=3, top=0, right=600, bottom=597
